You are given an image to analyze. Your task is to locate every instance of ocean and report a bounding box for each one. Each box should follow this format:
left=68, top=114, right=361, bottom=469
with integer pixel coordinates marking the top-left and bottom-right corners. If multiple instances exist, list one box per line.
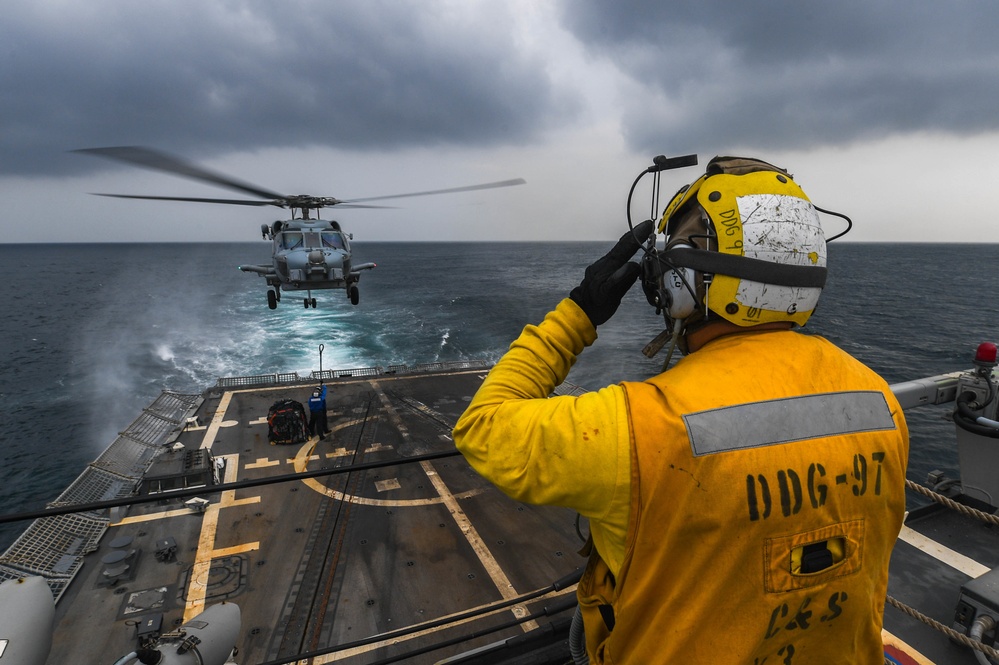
left=1, top=241, right=997, bottom=551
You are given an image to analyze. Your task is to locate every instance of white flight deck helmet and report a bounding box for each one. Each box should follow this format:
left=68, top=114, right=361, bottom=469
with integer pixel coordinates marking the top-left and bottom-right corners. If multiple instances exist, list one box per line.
left=641, top=156, right=827, bottom=351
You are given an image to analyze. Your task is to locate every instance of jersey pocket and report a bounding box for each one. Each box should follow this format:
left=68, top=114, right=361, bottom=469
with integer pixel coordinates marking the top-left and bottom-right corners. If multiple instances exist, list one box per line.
left=763, top=520, right=864, bottom=593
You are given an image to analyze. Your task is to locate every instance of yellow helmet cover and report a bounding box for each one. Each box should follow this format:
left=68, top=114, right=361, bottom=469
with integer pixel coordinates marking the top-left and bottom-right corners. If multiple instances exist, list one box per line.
left=662, top=168, right=826, bottom=327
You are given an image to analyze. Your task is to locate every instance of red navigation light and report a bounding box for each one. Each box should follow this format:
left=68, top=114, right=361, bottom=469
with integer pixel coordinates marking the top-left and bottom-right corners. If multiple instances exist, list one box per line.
left=975, top=342, right=998, bottom=366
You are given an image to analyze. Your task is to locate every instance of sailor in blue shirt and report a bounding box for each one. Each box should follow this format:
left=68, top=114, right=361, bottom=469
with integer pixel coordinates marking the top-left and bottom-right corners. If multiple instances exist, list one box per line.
left=308, top=384, right=330, bottom=438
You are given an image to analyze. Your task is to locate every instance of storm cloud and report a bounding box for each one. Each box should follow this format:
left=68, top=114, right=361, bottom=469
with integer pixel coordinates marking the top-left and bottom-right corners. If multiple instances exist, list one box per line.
left=2, top=1, right=578, bottom=175
left=3, top=0, right=999, bottom=242
left=560, top=1, right=999, bottom=154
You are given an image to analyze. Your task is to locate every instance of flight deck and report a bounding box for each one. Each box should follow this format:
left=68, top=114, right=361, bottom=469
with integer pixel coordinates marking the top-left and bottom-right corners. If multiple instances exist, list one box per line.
left=16, top=362, right=999, bottom=664
left=33, top=363, right=584, bottom=665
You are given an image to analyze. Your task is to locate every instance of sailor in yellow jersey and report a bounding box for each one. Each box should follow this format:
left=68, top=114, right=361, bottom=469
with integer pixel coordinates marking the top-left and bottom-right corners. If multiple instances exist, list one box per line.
left=453, top=156, right=909, bottom=664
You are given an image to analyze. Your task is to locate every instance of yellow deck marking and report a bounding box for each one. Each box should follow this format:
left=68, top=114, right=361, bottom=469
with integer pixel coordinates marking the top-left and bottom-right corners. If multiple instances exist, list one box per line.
left=110, top=496, right=260, bottom=526
left=897, top=524, right=990, bottom=578
left=326, top=447, right=350, bottom=458
left=200, top=392, right=234, bottom=451
left=185, top=509, right=224, bottom=619
left=294, top=441, right=483, bottom=506
left=245, top=457, right=281, bottom=469
left=881, top=629, right=935, bottom=664
left=212, top=543, right=260, bottom=557
left=184, top=451, right=259, bottom=622
left=112, top=508, right=194, bottom=525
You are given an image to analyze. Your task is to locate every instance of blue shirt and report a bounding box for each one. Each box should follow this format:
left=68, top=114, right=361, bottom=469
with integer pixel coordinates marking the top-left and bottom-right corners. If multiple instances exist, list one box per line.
left=308, top=385, right=327, bottom=413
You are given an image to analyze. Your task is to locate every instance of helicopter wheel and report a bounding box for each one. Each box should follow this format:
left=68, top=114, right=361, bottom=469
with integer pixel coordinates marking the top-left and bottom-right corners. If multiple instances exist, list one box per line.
left=349, top=285, right=359, bottom=306
left=311, top=298, right=317, bottom=308
left=303, top=298, right=310, bottom=309
left=267, top=290, right=277, bottom=309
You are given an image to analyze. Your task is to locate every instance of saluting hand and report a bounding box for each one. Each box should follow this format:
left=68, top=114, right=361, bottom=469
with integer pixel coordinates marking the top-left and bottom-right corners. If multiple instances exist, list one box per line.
left=569, top=219, right=653, bottom=327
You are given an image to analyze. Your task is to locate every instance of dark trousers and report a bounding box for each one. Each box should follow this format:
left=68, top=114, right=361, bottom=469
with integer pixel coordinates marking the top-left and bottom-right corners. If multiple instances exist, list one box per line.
left=309, top=409, right=328, bottom=436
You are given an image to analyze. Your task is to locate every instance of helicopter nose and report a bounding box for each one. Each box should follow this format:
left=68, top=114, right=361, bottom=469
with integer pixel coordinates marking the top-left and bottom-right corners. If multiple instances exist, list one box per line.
left=308, top=250, right=324, bottom=265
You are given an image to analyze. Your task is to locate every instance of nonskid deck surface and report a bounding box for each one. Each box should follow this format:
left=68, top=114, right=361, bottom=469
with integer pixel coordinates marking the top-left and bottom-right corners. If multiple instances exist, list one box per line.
left=43, top=368, right=583, bottom=665
left=884, top=498, right=999, bottom=664
left=26, top=364, right=999, bottom=665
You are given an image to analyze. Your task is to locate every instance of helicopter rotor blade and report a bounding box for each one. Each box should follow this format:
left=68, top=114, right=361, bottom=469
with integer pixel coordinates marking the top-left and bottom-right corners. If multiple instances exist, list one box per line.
left=340, top=178, right=526, bottom=204
left=92, top=193, right=283, bottom=207
left=74, top=146, right=289, bottom=202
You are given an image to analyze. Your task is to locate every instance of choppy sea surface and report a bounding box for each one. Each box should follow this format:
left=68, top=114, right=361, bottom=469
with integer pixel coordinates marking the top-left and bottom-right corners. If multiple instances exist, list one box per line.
left=1, top=241, right=997, bottom=550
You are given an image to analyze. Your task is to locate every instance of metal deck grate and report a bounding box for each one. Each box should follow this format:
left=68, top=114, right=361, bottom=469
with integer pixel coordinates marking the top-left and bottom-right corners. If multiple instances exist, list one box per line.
left=122, top=411, right=179, bottom=445
left=92, top=435, right=162, bottom=479
left=0, top=390, right=201, bottom=604
left=146, top=391, right=200, bottom=420
left=0, top=513, right=107, bottom=576
left=50, top=466, right=137, bottom=509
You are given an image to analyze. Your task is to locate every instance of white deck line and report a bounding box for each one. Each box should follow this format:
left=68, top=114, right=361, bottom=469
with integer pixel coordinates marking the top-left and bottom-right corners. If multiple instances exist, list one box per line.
left=897, top=524, right=990, bottom=579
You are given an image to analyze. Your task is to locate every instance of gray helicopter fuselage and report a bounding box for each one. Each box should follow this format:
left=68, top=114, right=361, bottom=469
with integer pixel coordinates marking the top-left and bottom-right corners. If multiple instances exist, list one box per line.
left=239, top=218, right=375, bottom=302
left=267, top=219, right=354, bottom=291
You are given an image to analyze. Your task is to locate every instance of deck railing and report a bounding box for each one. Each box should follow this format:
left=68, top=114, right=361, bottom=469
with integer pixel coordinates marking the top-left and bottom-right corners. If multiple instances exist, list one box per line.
left=216, top=359, right=492, bottom=389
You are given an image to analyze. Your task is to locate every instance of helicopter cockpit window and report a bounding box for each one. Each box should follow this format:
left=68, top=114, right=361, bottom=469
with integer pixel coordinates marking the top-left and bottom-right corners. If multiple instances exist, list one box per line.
left=322, top=232, right=345, bottom=250
left=281, top=232, right=304, bottom=250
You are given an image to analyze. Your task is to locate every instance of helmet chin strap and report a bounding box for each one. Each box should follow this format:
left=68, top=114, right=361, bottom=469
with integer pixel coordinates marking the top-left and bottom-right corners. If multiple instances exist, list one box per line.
left=643, top=313, right=691, bottom=371
left=642, top=319, right=681, bottom=361
left=660, top=324, right=683, bottom=372
left=642, top=297, right=716, bottom=371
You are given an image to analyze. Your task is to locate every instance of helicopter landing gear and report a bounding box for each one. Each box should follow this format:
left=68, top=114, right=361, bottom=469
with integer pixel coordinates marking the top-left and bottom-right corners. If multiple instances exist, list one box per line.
left=303, top=296, right=318, bottom=308
left=267, top=290, right=278, bottom=310
left=349, top=285, right=359, bottom=306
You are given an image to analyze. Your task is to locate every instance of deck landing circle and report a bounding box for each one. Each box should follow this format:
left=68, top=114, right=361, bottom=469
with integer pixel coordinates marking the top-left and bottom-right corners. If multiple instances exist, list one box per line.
left=292, top=420, right=483, bottom=506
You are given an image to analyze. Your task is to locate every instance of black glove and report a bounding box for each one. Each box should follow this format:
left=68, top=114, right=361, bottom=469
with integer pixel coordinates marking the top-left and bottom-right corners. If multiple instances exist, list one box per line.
left=570, top=219, right=654, bottom=327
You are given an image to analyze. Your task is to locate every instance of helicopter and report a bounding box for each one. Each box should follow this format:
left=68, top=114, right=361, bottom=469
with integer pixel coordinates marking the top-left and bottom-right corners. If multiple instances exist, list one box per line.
left=76, top=146, right=525, bottom=309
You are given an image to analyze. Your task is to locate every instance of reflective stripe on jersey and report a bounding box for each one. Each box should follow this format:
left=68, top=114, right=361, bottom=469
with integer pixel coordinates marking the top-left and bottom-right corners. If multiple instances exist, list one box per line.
left=684, top=390, right=896, bottom=457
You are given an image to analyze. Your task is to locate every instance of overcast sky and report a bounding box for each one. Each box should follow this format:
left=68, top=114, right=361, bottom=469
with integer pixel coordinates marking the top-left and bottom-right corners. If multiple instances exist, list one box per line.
left=4, top=0, right=999, bottom=243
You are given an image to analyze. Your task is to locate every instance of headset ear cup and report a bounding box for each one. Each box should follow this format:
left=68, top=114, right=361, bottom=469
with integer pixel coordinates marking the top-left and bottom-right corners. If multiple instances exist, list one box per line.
left=663, top=242, right=700, bottom=320
left=663, top=264, right=698, bottom=320
left=642, top=247, right=699, bottom=320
